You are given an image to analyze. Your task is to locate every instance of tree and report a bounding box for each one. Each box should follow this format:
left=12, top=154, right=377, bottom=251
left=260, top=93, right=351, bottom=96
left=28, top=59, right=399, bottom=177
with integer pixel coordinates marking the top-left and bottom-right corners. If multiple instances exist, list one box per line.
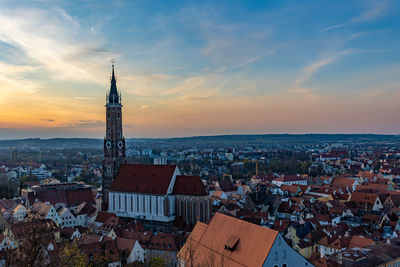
left=3, top=215, right=89, bottom=267
left=55, top=241, right=89, bottom=267
left=4, top=215, right=56, bottom=267
left=148, top=257, right=167, bottom=267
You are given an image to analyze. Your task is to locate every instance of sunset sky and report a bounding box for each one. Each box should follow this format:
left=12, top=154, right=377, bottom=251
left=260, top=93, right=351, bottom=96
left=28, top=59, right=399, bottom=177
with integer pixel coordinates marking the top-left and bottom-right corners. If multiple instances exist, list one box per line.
left=0, top=0, right=399, bottom=139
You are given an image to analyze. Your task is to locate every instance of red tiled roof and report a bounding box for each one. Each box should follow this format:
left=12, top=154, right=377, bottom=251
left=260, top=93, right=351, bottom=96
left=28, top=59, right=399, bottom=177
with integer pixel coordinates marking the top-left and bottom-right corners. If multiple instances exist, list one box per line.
left=80, top=239, right=119, bottom=262
left=148, top=232, right=178, bottom=251
left=0, top=199, right=17, bottom=212
left=172, top=175, right=207, bottom=196
left=110, top=164, right=177, bottom=195
left=67, top=188, right=96, bottom=206
left=351, top=191, right=378, bottom=205
left=31, top=202, right=52, bottom=217
left=348, top=235, right=374, bottom=248
left=33, top=187, right=95, bottom=207
left=95, top=211, right=117, bottom=224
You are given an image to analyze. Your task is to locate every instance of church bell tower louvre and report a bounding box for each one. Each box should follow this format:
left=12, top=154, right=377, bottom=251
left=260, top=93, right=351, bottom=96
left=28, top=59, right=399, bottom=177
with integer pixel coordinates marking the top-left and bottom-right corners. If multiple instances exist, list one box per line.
left=102, top=61, right=126, bottom=202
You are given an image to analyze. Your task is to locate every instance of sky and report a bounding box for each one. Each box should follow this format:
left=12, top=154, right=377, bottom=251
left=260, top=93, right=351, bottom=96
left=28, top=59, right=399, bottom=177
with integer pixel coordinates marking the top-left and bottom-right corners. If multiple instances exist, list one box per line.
left=0, top=0, right=399, bottom=139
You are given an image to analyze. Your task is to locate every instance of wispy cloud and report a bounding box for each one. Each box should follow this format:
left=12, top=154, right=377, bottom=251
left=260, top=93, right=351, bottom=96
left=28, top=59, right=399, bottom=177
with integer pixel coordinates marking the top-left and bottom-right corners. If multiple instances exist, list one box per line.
left=320, top=1, right=391, bottom=32
left=0, top=5, right=113, bottom=84
left=295, top=50, right=358, bottom=86
left=0, top=62, right=42, bottom=100
left=74, top=97, right=95, bottom=100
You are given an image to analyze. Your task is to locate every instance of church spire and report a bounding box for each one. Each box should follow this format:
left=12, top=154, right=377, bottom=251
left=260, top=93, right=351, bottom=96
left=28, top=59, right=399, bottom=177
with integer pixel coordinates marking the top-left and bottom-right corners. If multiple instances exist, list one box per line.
left=108, top=59, right=120, bottom=104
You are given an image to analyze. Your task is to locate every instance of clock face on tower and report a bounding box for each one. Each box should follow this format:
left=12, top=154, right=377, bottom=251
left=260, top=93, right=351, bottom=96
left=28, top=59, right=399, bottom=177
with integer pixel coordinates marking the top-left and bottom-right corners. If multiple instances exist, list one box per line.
left=117, top=141, right=124, bottom=149
left=106, top=141, right=112, bottom=150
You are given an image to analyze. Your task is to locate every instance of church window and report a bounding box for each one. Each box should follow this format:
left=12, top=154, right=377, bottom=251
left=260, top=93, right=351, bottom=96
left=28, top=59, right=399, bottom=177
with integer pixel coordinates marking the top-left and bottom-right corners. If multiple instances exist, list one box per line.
left=149, top=197, right=152, bottom=214
left=180, top=200, right=184, bottom=216
left=143, top=196, right=145, bottom=213
left=200, top=202, right=204, bottom=222
left=192, top=202, right=196, bottom=223
left=155, top=197, right=159, bottom=215
left=131, top=195, right=133, bottom=212
left=186, top=201, right=190, bottom=222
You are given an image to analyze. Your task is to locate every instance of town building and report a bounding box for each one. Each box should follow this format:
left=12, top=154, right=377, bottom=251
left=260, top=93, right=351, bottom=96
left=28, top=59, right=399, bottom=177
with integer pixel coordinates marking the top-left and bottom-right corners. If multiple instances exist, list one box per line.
left=21, top=182, right=95, bottom=209
left=178, top=212, right=313, bottom=267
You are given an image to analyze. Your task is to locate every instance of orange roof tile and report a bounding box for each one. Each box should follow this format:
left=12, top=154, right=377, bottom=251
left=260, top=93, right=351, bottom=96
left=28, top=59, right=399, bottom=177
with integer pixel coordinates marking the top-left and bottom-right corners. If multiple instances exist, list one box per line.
left=178, top=213, right=278, bottom=267
left=348, top=235, right=374, bottom=248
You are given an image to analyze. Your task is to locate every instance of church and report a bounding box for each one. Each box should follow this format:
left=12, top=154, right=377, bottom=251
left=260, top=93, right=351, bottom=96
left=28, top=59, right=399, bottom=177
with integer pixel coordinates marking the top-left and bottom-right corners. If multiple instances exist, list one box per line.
left=102, top=63, right=211, bottom=226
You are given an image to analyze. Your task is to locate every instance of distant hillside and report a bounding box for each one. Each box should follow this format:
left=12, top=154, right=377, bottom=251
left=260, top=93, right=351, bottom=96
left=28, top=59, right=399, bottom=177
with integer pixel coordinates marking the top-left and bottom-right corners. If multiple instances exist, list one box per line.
left=0, top=134, right=399, bottom=149
left=0, top=138, right=102, bottom=148
left=130, top=134, right=400, bottom=146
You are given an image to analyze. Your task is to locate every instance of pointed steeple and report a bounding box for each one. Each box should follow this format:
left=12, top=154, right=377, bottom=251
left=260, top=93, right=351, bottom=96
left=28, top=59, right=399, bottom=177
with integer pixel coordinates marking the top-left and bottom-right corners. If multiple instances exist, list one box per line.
left=108, top=61, right=120, bottom=104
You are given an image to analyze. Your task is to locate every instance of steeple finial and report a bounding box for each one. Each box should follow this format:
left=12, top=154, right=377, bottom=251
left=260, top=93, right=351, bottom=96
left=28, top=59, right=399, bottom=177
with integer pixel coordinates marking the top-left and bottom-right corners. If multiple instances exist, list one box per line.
left=108, top=59, right=119, bottom=104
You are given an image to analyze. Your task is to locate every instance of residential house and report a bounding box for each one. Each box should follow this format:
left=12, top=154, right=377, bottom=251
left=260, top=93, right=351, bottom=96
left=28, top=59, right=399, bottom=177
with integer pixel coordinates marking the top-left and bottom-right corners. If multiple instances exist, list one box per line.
left=178, top=212, right=313, bottom=267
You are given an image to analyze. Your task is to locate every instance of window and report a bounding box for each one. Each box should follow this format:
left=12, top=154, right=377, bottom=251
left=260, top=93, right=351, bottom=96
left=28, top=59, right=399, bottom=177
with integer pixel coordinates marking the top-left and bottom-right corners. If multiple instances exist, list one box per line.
left=143, top=195, right=145, bottom=213
left=149, top=197, right=152, bottom=214
left=282, top=264, right=287, bottom=267
left=200, top=202, right=204, bottom=222
left=137, top=195, right=139, bottom=212
left=156, top=197, right=159, bottom=215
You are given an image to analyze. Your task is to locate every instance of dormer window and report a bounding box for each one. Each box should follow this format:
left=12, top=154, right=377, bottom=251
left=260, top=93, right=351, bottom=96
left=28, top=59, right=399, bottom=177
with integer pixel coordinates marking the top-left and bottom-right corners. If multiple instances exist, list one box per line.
left=224, top=235, right=240, bottom=251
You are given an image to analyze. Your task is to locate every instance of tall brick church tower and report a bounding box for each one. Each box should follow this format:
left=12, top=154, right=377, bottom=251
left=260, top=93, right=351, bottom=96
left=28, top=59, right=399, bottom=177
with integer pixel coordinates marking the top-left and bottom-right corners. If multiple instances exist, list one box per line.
left=102, top=62, right=126, bottom=202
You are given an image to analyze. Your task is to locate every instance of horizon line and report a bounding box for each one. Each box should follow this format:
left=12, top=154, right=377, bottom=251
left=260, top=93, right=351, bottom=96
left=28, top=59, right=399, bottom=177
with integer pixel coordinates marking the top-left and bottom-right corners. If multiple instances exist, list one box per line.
left=0, top=132, right=399, bottom=141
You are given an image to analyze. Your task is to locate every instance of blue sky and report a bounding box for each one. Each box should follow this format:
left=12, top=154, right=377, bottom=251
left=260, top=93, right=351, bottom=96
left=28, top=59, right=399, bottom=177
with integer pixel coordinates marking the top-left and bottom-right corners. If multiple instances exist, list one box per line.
left=0, top=0, right=399, bottom=138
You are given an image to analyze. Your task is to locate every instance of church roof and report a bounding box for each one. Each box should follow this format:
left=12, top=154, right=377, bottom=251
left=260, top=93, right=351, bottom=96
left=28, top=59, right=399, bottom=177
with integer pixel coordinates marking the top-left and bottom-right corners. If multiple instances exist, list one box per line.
left=173, top=175, right=207, bottom=196
left=110, top=164, right=177, bottom=195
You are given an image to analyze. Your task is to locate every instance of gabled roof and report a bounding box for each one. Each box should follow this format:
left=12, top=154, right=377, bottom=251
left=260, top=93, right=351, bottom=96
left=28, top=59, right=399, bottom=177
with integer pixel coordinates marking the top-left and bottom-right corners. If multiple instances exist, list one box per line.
left=31, top=202, right=53, bottom=217
left=110, top=164, right=177, bottom=195
left=32, top=187, right=95, bottom=207
left=115, top=237, right=135, bottom=253
left=178, top=213, right=279, bottom=267
left=0, top=199, right=17, bottom=212
left=217, top=180, right=236, bottom=192
left=95, top=211, right=117, bottom=224
left=350, top=191, right=378, bottom=205
left=148, top=232, right=178, bottom=251
left=172, top=175, right=207, bottom=196
left=349, top=235, right=374, bottom=248
left=75, top=202, right=96, bottom=215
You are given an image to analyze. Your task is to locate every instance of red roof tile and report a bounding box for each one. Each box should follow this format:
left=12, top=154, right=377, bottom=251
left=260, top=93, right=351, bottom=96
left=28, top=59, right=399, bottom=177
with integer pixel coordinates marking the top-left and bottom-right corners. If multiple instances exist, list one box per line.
left=172, top=175, right=207, bottom=196
left=110, top=164, right=177, bottom=195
